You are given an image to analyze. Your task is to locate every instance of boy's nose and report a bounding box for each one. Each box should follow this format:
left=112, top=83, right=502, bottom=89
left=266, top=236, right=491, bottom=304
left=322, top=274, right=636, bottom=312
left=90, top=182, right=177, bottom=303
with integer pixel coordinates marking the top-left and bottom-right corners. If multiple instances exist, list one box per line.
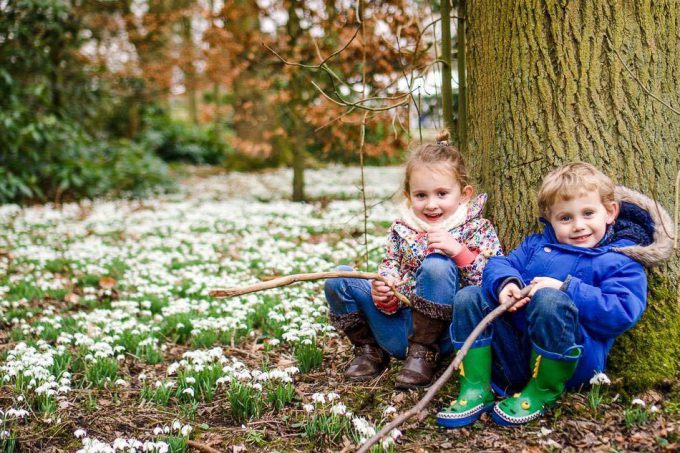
left=573, top=217, right=585, bottom=230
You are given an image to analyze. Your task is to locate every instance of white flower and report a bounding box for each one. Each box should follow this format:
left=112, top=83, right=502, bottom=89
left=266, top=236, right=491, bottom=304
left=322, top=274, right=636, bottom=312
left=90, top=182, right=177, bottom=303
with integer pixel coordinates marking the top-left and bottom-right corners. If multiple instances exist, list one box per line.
left=185, top=377, right=196, bottom=384
left=631, top=398, right=646, bottom=407
left=311, top=393, right=325, bottom=404
left=303, top=404, right=314, bottom=413
left=74, top=429, right=87, bottom=438
left=589, top=372, right=611, bottom=386
left=330, top=403, right=347, bottom=415
left=182, top=388, right=195, bottom=397
left=650, top=405, right=659, bottom=413
left=172, top=420, right=182, bottom=431
left=114, top=379, right=127, bottom=387
left=326, top=392, right=340, bottom=402
left=383, top=406, right=397, bottom=416
left=180, top=425, right=192, bottom=437
left=153, top=427, right=163, bottom=436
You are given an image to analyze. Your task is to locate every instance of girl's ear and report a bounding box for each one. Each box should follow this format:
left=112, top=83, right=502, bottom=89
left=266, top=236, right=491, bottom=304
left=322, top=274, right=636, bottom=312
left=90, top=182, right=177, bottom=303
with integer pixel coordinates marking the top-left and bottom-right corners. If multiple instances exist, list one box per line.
left=606, top=201, right=620, bottom=224
left=460, top=185, right=474, bottom=204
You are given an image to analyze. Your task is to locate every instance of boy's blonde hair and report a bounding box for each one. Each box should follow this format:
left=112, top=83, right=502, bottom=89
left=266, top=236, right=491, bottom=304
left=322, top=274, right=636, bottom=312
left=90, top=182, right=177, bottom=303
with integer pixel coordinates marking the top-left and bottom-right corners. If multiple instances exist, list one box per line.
left=537, top=162, right=616, bottom=217
left=404, top=130, right=470, bottom=194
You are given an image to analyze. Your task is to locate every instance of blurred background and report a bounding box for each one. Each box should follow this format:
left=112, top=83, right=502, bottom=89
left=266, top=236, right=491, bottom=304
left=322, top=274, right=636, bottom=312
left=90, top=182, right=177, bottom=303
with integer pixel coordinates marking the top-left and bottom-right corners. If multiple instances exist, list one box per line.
left=0, top=0, right=463, bottom=204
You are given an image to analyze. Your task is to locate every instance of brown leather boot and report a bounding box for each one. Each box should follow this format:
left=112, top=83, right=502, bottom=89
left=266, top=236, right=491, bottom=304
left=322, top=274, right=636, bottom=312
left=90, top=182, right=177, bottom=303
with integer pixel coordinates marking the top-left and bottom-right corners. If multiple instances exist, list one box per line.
left=330, top=312, right=389, bottom=380
left=395, top=295, right=452, bottom=389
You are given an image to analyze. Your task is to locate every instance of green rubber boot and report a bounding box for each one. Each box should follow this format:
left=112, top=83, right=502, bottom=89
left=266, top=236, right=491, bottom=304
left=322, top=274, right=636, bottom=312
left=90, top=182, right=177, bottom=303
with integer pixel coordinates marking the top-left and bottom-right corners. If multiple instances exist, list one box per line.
left=492, top=348, right=580, bottom=426
left=436, top=346, right=495, bottom=428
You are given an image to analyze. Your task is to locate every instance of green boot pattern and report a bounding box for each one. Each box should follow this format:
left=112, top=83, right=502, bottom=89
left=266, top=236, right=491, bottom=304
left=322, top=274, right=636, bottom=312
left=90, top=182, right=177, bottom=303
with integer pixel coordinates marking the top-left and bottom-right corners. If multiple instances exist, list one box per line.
left=436, top=346, right=495, bottom=428
left=492, top=348, right=580, bottom=426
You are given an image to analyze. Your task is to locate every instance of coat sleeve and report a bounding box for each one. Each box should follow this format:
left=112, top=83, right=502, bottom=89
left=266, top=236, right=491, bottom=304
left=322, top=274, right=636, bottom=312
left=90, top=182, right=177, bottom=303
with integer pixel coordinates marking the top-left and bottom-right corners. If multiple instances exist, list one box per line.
left=458, top=218, right=503, bottom=286
left=378, top=224, right=402, bottom=282
left=482, top=234, right=541, bottom=301
left=564, top=259, right=647, bottom=340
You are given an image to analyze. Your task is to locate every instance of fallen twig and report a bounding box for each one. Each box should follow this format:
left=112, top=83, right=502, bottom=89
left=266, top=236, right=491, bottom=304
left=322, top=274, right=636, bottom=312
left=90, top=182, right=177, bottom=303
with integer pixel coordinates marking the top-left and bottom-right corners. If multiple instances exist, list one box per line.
left=187, top=440, right=222, bottom=453
left=209, top=271, right=411, bottom=306
left=356, top=285, right=532, bottom=453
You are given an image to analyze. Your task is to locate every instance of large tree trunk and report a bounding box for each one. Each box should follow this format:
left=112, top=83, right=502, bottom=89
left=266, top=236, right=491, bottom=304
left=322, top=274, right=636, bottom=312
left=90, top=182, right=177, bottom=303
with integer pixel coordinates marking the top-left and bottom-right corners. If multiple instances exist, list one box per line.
left=465, top=0, right=679, bottom=389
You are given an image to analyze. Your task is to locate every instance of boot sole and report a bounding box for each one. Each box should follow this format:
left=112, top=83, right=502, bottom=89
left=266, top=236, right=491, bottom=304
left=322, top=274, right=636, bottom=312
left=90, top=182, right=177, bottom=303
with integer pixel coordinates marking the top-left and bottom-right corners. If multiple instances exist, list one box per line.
left=436, top=403, right=494, bottom=428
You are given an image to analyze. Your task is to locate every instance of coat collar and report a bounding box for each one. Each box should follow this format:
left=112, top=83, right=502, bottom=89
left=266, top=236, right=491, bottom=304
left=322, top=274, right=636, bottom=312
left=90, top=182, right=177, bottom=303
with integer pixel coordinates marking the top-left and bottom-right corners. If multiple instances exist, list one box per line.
left=394, top=193, right=488, bottom=233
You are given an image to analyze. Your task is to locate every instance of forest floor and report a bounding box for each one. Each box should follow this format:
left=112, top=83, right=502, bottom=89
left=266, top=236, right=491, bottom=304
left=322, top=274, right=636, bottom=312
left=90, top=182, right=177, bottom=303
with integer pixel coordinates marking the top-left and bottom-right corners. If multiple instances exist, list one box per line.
left=0, top=166, right=677, bottom=452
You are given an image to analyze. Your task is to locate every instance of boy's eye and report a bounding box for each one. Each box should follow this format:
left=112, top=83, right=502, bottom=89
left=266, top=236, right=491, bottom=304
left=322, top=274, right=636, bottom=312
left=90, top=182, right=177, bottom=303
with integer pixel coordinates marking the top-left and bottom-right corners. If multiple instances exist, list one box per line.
left=559, top=215, right=571, bottom=222
left=584, top=210, right=594, bottom=217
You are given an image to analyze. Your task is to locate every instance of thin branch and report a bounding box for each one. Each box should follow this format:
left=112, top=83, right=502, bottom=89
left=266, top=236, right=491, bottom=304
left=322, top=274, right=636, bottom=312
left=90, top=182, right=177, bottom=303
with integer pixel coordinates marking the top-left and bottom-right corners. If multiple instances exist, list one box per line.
left=311, top=81, right=410, bottom=112
left=209, top=271, right=411, bottom=307
left=359, top=111, right=370, bottom=269
left=605, top=34, right=679, bottom=116
left=187, top=440, right=222, bottom=453
left=357, top=285, right=533, bottom=453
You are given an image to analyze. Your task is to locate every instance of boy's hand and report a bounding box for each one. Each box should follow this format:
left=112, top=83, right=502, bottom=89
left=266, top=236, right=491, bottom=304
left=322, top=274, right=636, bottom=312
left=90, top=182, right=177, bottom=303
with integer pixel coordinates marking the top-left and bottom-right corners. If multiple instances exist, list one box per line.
left=499, top=282, right=530, bottom=312
left=528, top=277, right=563, bottom=297
left=371, top=277, right=399, bottom=313
left=427, top=228, right=463, bottom=257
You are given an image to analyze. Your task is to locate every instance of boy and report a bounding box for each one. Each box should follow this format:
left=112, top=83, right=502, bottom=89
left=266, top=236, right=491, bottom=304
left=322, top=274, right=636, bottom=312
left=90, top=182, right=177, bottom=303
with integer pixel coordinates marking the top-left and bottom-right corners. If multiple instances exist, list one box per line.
left=436, top=162, right=673, bottom=428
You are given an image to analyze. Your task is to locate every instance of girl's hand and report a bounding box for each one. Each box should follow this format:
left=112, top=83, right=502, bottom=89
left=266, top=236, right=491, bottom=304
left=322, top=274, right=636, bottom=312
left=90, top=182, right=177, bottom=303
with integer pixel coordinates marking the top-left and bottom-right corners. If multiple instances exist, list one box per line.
left=427, top=228, right=463, bottom=257
left=500, top=283, right=530, bottom=312
left=371, top=277, right=399, bottom=313
left=528, top=276, right=563, bottom=297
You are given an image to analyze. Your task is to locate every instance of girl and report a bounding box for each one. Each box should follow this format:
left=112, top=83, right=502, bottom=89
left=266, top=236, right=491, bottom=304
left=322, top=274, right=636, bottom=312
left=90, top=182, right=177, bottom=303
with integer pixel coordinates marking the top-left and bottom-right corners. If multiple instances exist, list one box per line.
left=325, top=131, right=502, bottom=389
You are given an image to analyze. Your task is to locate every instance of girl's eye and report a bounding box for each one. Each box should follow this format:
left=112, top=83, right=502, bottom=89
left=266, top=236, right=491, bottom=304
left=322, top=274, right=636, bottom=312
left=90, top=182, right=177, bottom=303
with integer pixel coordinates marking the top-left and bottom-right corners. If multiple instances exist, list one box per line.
left=560, top=215, right=571, bottom=222
left=414, top=193, right=426, bottom=199
left=584, top=210, right=594, bottom=217
left=437, top=191, right=448, bottom=197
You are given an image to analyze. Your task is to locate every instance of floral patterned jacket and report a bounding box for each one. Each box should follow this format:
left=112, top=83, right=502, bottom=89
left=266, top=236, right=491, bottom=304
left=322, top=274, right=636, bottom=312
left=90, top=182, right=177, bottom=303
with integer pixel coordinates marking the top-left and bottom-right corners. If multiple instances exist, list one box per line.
left=378, top=193, right=503, bottom=299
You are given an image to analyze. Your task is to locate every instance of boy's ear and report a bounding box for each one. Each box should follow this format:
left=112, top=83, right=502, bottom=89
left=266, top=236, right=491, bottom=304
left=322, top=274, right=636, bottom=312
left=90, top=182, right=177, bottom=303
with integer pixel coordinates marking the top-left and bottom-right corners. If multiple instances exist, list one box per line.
left=460, top=185, right=474, bottom=203
left=606, top=201, right=620, bottom=224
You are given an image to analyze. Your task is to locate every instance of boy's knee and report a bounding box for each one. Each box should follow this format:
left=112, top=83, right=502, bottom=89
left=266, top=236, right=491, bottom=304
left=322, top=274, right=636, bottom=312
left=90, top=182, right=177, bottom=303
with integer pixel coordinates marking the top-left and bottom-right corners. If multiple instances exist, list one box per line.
left=528, top=288, right=577, bottom=319
left=453, top=286, right=485, bottom=310
left=418, top=254, right=456, bottom=280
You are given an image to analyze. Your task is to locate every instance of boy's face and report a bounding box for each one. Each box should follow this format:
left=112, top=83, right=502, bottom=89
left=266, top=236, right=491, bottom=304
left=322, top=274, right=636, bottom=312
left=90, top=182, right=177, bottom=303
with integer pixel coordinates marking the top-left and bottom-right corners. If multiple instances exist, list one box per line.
left=548, top=191, right=618, bottom=248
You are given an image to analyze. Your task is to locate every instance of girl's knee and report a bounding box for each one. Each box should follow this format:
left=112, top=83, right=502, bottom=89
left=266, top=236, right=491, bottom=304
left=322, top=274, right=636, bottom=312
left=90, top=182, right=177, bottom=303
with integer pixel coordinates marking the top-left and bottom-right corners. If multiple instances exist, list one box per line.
left=324, top=265, right=354, bottom=295
left=453, top=286, right=485, bottom=313
left=418, top=254, right=457, bottom=280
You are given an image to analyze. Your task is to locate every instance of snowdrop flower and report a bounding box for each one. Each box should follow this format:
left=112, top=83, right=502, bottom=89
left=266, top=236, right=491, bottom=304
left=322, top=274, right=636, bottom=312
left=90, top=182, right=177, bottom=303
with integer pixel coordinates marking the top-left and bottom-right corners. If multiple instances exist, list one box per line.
left=330, top=403, right=347, bottom=415
left=180, top=424, right=192, bottom=437
left=182, top=388, right=195, bottom=397
left=114, top=379, right=127, bottom=387
left=172, top=420, right=182, bottom=431
left=631, top=398, right=646, bottom=407
left=185, top=377, right=196, bottom=384
left=312, top=393, right=325, bottom=404
left=153, top=426, right=163, bottom=436
left=326, top=392, right=340, bottom=402
left=383, top=406, right=397, bottom=416
left=589, top=372, right=611, bottom=386
left=650, top=405, right=659, bottom=413
left=139, top=373, right=147, bottom=382
left=74, top=429, right=87, bottom=439
left=303, top=404, right=314, bottom=413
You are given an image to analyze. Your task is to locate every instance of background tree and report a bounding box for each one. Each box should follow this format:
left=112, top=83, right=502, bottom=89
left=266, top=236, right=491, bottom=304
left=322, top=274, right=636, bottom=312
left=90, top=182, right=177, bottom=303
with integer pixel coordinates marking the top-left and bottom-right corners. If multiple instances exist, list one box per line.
left=464, top=0, right=678, bottom=389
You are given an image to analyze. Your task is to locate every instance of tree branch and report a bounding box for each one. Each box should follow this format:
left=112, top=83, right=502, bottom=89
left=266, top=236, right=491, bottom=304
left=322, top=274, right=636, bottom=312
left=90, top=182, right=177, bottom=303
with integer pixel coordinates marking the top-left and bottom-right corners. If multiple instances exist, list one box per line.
left=209, top=271, right=411, bottom=306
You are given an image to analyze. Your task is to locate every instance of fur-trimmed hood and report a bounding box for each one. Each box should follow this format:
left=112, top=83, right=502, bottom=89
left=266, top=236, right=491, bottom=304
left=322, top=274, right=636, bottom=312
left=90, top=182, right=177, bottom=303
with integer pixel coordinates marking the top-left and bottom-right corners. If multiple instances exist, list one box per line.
left=610, top=186, right=675, bottom=268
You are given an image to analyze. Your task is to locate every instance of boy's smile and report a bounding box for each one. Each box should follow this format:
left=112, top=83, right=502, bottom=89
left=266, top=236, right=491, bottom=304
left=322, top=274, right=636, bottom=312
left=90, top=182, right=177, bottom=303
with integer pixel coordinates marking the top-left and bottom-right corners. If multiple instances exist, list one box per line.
left=548, top=191, right=618, bottom=248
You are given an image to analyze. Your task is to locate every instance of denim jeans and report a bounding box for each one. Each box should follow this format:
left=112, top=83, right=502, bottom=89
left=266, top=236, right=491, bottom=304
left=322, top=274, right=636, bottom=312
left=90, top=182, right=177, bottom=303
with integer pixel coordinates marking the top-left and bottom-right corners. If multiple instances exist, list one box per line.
left=451, top=286, right=583, bottom=394
left=324, top=254, right=459, bottom=359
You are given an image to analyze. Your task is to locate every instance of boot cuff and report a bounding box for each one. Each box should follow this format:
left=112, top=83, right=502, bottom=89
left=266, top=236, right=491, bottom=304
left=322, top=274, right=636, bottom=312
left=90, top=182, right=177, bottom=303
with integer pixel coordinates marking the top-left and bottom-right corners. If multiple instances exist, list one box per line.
left=329, top=311, right=365, bottom=333
left=410, top=295, right=453, bottom=321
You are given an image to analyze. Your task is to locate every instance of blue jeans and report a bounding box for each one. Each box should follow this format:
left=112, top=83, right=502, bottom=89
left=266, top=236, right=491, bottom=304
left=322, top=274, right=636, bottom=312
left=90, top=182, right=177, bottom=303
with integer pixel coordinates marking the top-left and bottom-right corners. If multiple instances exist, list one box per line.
left=451, top=286, right=583, bottom=394
left=324, top=254, right=459, bottom=359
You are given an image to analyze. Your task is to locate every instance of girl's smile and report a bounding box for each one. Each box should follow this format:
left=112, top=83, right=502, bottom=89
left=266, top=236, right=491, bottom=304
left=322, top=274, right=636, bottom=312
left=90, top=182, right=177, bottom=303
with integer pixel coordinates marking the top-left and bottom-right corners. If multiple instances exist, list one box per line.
left=407, top=166, right=472, bottom=224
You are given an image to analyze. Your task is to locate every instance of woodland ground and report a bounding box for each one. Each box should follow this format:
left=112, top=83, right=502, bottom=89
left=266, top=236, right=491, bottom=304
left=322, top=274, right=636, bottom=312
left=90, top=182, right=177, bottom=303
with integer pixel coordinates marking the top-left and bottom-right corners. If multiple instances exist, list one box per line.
left=0, top=165, right=677, bottom=452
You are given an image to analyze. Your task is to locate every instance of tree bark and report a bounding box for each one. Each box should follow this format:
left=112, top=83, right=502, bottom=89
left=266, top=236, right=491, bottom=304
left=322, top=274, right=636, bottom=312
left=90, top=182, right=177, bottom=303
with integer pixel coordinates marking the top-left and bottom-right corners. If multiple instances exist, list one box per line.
left=440, top=0, right=455, bottom=136
left=465, top=0, right=679, bottom=389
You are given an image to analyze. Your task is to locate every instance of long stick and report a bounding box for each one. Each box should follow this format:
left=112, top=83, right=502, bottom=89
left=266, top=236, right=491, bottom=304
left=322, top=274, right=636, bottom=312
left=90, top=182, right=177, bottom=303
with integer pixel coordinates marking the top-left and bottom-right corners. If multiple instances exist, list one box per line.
left=209, top=271, right=411, bottom=306
left=357, top=285, right=532, bottom=453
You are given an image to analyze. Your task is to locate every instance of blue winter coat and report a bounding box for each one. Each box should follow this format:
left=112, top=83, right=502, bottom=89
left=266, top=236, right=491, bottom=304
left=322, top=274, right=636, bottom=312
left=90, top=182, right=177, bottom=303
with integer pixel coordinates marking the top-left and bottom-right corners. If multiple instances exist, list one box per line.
left=482, top=188, right=672, bottom=387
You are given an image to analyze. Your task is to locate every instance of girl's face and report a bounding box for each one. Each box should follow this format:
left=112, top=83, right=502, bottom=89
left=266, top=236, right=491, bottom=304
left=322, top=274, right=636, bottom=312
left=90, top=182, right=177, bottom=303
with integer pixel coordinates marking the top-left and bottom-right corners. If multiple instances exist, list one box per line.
left=406, top=166, right=473, bottom=224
